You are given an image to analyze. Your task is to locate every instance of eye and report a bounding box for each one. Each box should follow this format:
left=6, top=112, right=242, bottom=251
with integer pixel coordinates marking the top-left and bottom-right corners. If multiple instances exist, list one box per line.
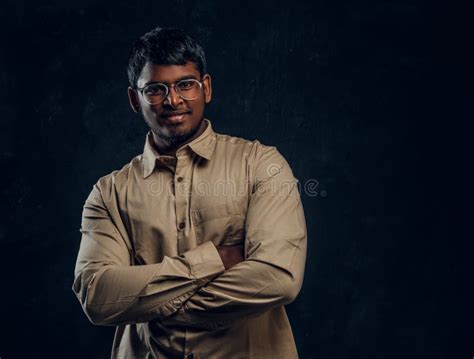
left=177, top=80, right=197, bottom=91
left=144, top=84, right=166, bottom=96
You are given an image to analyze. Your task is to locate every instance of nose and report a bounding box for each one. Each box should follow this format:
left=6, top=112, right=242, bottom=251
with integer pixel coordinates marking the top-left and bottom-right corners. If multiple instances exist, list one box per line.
left=163, top=85, right=183, bottom=107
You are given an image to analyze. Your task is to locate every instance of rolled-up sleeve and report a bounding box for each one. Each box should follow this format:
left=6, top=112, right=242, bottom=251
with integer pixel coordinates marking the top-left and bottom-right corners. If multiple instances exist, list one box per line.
left=72, top=181, right=225, bottom=327
left=161, top=145, right=308, bottom=330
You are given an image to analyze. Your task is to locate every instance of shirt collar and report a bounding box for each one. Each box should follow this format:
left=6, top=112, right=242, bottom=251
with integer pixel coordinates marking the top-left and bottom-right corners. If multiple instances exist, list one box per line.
left=142, top=118, right=217, bottom=179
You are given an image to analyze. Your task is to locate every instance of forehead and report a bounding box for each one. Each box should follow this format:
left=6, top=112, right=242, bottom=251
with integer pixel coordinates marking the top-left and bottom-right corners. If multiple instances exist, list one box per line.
left=137, top=62, right=200, bottom=87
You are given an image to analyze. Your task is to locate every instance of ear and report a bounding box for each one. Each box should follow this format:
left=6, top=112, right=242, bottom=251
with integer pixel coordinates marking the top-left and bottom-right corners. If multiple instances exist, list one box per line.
left=202, top=74, right=212, bottom=104
left=127, top=87, right=141, bottom=113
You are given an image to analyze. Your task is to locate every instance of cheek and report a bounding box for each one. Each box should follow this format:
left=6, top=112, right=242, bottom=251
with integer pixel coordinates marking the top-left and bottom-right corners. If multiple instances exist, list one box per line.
left=142, top=105, right=161, bottom=117
left=140, top=106, right=162, bottom=126
left=191, top=99, right=206, bottom=114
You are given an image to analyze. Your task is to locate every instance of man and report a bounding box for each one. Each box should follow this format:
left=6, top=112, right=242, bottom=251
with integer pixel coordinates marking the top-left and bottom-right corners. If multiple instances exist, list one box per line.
left=72, top=26, right=307, bottom=359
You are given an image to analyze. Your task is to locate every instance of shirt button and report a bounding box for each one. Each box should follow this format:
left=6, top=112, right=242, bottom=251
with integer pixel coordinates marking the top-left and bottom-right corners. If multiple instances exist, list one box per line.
left=178, top=222, right=185, bottom=230
left=177, top=176, right=183, bottom=182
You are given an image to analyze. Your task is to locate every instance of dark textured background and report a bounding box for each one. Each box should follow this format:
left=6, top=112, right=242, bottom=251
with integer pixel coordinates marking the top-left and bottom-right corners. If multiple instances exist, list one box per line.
left=0, top=1, right=470, bottom=358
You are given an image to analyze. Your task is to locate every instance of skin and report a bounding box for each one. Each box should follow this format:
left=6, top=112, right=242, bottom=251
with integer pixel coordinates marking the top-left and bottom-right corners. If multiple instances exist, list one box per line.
left=127, top=61, right=244, bottom=269
left=217, top=244, right=244, bottom=270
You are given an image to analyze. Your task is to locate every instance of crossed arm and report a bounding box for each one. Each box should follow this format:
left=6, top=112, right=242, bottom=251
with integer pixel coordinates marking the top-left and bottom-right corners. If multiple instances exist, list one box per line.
left=72, top=146, right=307, bottom=329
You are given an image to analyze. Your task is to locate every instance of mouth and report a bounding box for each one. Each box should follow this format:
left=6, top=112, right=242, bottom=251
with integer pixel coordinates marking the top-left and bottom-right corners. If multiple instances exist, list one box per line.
left=161, top=111, right=190, bottom=123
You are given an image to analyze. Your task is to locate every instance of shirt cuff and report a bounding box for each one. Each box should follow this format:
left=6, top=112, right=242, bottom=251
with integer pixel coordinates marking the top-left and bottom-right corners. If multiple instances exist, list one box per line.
left=181, top=241, right=226, bottom=285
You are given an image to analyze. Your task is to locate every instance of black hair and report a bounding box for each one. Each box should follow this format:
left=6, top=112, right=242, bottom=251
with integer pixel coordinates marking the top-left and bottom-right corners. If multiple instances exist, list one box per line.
left=127, top=27, right=207, bottom=88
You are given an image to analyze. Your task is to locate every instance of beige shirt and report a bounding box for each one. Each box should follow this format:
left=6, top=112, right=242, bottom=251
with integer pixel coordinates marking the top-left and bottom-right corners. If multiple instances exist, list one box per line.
left=72, top=118, right=308, bottom=359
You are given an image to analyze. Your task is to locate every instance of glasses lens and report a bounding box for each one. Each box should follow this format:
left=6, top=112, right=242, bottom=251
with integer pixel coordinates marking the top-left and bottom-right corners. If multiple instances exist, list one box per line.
left=176, top=79, right=202, bottom=100
left=143, top=83, right=167, bottom=104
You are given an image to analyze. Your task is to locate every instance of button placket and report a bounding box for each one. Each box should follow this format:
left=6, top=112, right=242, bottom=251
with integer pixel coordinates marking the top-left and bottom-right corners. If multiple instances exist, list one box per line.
left=174, top=157, right=192, bottom=254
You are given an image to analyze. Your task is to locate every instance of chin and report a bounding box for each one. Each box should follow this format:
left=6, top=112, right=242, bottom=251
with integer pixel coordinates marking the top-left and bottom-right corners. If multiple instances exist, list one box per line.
left=167, top=121, right=194, bottom=135
left=158, top=124, right=194, bottom=142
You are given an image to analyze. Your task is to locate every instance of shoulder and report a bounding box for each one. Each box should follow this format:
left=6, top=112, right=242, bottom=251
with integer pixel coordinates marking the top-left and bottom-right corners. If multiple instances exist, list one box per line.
left=92, top=153, right=142, bottom=199
left=214, top=132, right=281, bottom=162
left=213, top=131, right=294, bottom=184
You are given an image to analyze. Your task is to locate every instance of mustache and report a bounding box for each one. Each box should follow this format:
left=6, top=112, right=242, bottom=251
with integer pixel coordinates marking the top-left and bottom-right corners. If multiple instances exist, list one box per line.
left=160, top=109, right=191, bottom=117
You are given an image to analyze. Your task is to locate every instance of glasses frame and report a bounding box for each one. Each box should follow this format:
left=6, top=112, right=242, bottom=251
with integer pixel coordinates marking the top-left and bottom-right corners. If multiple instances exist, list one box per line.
left=135, top=78, right=204, bottom=105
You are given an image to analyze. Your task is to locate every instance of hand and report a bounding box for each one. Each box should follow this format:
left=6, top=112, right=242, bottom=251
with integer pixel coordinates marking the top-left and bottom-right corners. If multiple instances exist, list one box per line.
left=216, top=243, right=244, bottom=270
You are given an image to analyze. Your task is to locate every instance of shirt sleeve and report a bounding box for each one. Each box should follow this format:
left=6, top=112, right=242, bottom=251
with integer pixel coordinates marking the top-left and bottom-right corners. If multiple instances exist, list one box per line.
left=159, top=145, right=308, bottom=330
left=72, top=179, right=226, bottom=327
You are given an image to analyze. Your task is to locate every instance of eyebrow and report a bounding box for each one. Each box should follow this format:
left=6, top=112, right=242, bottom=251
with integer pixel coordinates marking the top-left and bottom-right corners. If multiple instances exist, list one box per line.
left=143, top=75, right=199, bottom=87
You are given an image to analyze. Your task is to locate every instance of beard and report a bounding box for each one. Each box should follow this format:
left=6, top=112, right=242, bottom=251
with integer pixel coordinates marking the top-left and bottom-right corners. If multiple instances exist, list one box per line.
left=151, top=116, right=203, bottom=149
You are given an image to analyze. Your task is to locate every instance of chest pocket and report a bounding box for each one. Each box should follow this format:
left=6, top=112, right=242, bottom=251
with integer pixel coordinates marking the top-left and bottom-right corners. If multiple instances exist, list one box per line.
left=191, top=200, right=245, bottom=246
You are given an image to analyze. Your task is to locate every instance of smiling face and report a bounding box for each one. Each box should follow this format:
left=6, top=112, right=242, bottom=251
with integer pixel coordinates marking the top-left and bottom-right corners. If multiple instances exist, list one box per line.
left=128, top=61, right=212, bottom=155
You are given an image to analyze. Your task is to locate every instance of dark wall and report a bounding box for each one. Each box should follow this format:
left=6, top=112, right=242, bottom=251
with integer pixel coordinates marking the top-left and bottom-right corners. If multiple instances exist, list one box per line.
left=0, top=1, right=470, bottom=358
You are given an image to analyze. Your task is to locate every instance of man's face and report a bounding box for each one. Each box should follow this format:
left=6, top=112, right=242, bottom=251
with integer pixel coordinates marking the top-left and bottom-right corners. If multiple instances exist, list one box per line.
left=128, top=61, right=212, bottom=150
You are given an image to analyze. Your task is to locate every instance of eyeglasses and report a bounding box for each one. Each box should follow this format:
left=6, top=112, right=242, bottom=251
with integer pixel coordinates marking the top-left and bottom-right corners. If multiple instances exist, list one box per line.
left=136, top=78, right=204, bottom=105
